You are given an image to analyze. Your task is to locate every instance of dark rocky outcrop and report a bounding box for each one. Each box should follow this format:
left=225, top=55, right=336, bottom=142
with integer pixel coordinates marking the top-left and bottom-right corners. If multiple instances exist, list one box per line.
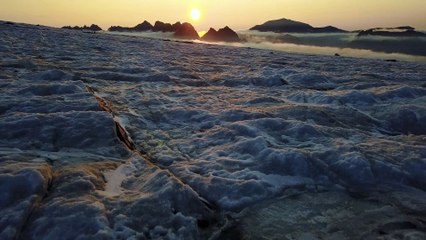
left=88, top=24, right=103, bottom=31
left=153, top=21, right=174, bottom=32
left=201, top=26, right=240, bottom=42
left=108, top=26, right=129, bottom=32
left=172, top=22, right=182, bottom=32
left=250, top=18, right=345, bottom=33
left=314, top=26, right=346, bottom=33
left=108, top=21, right=185, bottom=33
left=201, top=28, right=218, bottom=41
left=174, top=22, right=199, bottom=39
left=62, top=24, right=102, bottom=31
left=251, top=18, right=313, bottom=33
left=357, top=28, right=426, bottom=37
left=134, top=21, right=154, bottom=31
left=395, top=26, right=415, bottom=31
left=109, top=21, right=153, bottom=32
left=351, top=27, right=426, bottom=55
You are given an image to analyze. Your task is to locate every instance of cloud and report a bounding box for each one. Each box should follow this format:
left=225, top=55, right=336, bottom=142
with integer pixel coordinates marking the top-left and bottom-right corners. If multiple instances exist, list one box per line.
left=237, top=31, right=426, bottom=59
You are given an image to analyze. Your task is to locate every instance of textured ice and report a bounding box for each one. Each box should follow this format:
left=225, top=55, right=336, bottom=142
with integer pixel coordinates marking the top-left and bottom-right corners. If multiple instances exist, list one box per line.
left=237, top=190, right=426, bottom=240
left=1, top=21, right=425, bottom=239
left=0, top=162, right=52, bottom=240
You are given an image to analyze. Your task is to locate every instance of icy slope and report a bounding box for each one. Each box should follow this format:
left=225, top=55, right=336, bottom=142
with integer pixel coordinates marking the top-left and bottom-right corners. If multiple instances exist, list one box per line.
left=1, top=21, right=425, bottom=239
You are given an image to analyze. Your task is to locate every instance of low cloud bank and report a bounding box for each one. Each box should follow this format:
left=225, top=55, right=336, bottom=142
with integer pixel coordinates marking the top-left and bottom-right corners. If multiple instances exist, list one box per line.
left=105, top=30, right=426, bottom=62
left=105, top=31, right=174, bottom=40
left=238, top=31, right=426, bottom=59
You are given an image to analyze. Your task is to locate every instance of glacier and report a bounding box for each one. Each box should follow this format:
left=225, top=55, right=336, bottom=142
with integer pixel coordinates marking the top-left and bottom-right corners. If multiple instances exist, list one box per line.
left=1, top=21, right=426, bottom=239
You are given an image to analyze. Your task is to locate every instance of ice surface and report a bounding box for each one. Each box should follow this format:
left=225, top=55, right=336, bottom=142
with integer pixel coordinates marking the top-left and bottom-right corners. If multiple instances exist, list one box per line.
left=0, top=162, right=52, bottom=240
left=0, top=21, right=425, bottom=239
left=236, top=190, right=426, bottom=240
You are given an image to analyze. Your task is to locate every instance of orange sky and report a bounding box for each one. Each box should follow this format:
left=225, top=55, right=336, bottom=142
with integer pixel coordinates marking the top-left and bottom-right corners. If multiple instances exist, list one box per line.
left=1, top=0, right=425, bottom=31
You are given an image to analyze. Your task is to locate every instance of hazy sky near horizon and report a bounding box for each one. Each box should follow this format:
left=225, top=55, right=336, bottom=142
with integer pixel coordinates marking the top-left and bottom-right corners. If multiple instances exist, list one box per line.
left=1, top=0, right=425, bottom=31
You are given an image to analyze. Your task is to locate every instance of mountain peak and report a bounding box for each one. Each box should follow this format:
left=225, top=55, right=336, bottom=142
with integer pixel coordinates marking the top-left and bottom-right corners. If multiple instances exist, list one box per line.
left=174, top=22, right=199, bottom=39
left=250, top=18, right=345, bottom=33
left=250, top=18, right=313, bottom=32
left=201, top=26, right=240, bottom=42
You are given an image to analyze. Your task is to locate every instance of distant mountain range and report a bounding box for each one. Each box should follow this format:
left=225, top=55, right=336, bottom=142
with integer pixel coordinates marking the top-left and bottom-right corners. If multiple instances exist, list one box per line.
left=108, top=21, right=182, bottom=33
left=109, top=21, right=240, bottom=42
left=60, top=18, right=424, bottom=50
left=62, top=24, right=102, bottom=32
left=250, top=18, right=426, bottom=37
left=250, top=18, right=346, bottom=33
left=357, top=27, right=425, bottom=37
left=242, top=18, right=426, bottom=56
left=62, top=21, right=241, bottom=42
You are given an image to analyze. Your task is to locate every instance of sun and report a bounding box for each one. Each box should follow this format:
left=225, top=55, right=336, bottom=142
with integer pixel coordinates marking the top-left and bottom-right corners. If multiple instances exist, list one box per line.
left=190, top=8, right=201, bottom=21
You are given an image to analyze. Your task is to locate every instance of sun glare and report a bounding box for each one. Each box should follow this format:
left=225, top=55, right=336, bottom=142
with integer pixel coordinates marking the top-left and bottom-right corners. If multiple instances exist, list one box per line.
left=190, top=8, right=201, bottom=21
left=198, top=31, right=207, bottom=37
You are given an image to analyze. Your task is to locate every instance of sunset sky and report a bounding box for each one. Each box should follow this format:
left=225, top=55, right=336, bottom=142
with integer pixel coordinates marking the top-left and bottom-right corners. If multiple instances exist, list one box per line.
left=1, top=0, right=425, bottom=31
